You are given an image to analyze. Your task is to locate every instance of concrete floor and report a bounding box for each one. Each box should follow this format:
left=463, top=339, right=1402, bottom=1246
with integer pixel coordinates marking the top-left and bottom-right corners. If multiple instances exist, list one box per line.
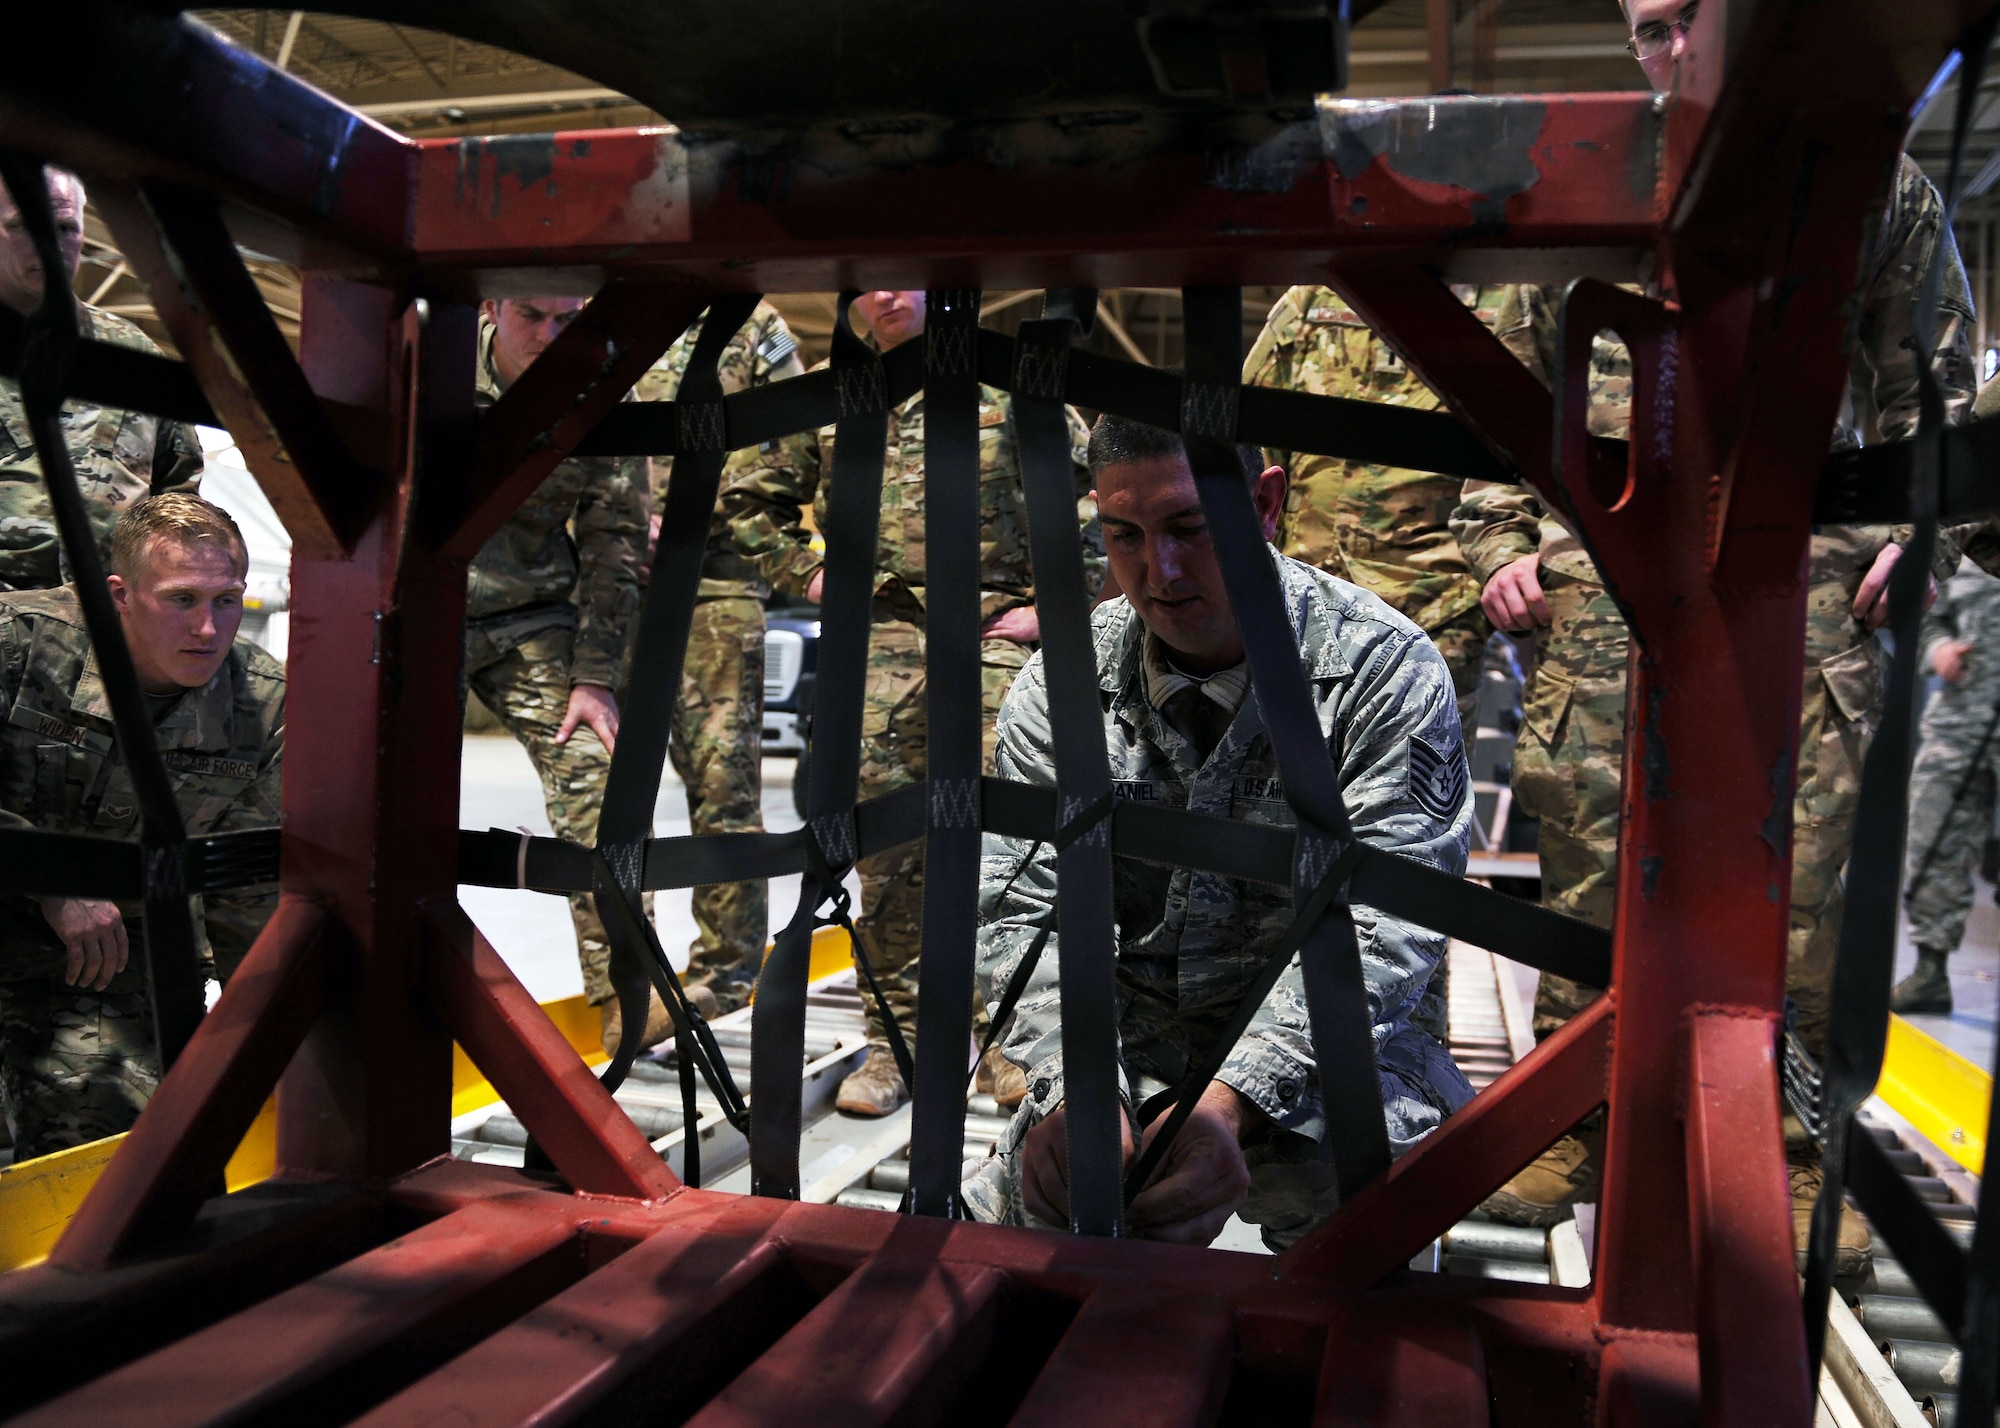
left=459, top=734, right=857, bottom=1003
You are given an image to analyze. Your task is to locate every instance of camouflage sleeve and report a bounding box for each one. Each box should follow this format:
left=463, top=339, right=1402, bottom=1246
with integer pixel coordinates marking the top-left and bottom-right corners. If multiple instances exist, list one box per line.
left=1217, top=622, right=1469, bottom=1138
left=1920, top=568, right=1963, bottom=669
left=153, top=419, right=205, bottom=495
left=718, top=430, right=826, bottom=601
left=1494, top=283, right=1558, bottom=383
left=201, top=696, right=284, bottom=980
left=1451, top=479, right=1547, bottom=586
left=1864, top=156, right=1978, bottom=443
left=977, top=649, right=1132, bottom=1118
left=568, top=455, right=650, bottom=687
left=1242, top=288, right=1303, bottom=472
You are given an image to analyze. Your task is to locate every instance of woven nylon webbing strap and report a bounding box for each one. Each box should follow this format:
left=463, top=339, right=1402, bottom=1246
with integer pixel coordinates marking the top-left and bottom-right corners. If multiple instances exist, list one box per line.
left=1013, top=313, right=1123, bottom=1236
left=751, top=293, right=889, bottom=1199
left=588, top=295, right=757, bottom=1131
left=1158, top=286, right=1392, bottom=1204
left=0, top=153, right=204, bottom=1072
left=1801, top=20, right=2000, bottom=1390
left=905, top=290, right=986, bottom=1218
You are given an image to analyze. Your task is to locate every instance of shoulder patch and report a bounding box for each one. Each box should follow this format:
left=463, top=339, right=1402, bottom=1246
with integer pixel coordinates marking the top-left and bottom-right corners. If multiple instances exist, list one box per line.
left=756, top=328, right=798, bottom=371
left=1408, top=733, right=1467, bottom=820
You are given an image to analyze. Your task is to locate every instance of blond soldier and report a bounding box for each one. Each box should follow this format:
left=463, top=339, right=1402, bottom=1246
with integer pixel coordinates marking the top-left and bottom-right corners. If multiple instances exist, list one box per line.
left=0, top=494, right=281, bottom=1159
left=1243, top=285, right=1496, bottom=742
left=634, top=303, right=804, bottom=1015
left=723, top=291, right=1099, bottom=1116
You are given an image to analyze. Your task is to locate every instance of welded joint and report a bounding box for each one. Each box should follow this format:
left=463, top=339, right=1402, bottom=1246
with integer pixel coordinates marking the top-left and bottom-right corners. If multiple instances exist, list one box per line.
left=1675, top=1002, right=1780, bottom=1122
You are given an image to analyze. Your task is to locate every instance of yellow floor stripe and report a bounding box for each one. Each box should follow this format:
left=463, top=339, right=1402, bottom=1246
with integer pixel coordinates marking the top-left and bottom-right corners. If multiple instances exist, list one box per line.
left=1877, top=1014, right=1991, bottom=1173
left=0, top=931, right=856, bottom=1274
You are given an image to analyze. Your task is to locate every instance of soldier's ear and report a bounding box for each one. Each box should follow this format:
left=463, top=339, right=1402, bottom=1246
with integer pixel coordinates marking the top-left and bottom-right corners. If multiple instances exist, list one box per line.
left=106, top=572, right=130, bottom=614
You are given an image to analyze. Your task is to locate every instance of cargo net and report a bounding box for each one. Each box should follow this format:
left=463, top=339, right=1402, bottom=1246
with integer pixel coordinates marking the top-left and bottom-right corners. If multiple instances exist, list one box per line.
left=3, top=151, right=1997, bottom=1263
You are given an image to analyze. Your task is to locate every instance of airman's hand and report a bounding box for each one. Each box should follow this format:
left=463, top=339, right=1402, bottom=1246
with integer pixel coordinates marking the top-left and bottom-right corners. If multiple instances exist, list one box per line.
left=557, top=682, right=621, bottom=755
left=1482, top=555, right=1552, bottom=634
left=41, top=896, right=129, bottom=991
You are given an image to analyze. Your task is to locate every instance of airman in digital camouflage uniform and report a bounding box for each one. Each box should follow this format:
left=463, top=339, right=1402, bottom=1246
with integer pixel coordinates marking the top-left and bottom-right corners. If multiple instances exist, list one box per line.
left=0, top=167, right=203, bottom=592
left=1453, top=127, right=1973, bottom=1261
left=0, top=493, right=281, bottom=1160
left=964, top=417, right=1472, bottom=1248
left=722, top=290, right=1100, bottom=1116
left=1893, top=549, right=2000, bottom=1015
left=1243, top=285, right=1497, bottom=743
left=633, top=302, right=804, bottom=1016
left=471, top=299, right=651, bottom=1056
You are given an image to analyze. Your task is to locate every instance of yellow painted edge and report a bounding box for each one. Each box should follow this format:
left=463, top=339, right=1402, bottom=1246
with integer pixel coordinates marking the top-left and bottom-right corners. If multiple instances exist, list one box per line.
left=1877, top=1013, right=1991, bottom=1173
left=805, top=924, right=853, bottom=987
left=0, top=992, right=609, bottom=1274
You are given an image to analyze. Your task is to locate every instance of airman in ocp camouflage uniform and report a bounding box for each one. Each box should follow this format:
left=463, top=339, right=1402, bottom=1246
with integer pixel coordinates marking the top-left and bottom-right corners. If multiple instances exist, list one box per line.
left=0, top=168, right=204, bottom=591
left=1243, top=285, right=1496, bottom=743
left=722, top=291, right=1100, bottom=1115
left=964, top=419, right=1472, bottom=1247
left=633, top=301, right=804, bottom=1015
left=1454, top=151, right=1975, bottom=1255
left=470, top=303, right=650, bottom=1053
left=0, top=494, right=281, bottom=1160
left=1893, top=555, right=2000, bottom=1015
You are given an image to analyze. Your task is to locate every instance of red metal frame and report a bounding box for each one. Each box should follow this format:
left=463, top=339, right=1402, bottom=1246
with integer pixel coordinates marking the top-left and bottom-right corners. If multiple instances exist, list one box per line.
left=0, top=0, right=1977, bottom=1419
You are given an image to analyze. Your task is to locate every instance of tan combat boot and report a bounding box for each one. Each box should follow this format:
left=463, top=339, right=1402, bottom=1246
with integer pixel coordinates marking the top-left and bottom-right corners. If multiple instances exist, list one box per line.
left=1789, top=1158, right=1872, bottom=1278
left=837, top=1047, right=909, bottom=1116
left=1480, top=1133, right=1599, bottom=1227
left=598, top=986, right=687, bottom=1059
left=975, top=1045, right=1028, bottom=1110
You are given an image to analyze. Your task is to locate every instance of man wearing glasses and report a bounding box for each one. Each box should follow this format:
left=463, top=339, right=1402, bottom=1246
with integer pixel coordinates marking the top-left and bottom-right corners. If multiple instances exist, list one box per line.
left=1453, top=0, right=1976, bottom=1273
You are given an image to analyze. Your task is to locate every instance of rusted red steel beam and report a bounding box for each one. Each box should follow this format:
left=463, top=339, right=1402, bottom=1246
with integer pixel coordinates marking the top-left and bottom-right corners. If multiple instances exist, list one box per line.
left=51, top=897, right=333, bottom=1271
left=350, top=1201, right=805, bottom=1427
left=443, top=279, right=711, bottom=560
left=1008, top=1288, right=1234, bottom=1428
left=0, top=1181, right=385, bottom=1416
left=12, top=1196, right=587, bottom=1428
left=425, top=899, right=681, bottom=1202
left=1683, top=1007, right=1809, bottom=1428
left=91, top=179, right=386, bottom=557
left=276, top=286, right=474, bottom=1181
left=1316, top=1309, right=1491, bottom=1428
left=685, top=1217, right=1006, bottom=1428
left=405, top=95, right=1658, bottom=289
left=1596, top=1333, right=1701, bottom=1427
left=1278, top=995, right=1614, bottom=1289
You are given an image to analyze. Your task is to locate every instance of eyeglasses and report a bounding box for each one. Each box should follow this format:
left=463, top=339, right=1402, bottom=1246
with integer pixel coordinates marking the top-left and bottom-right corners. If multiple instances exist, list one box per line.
left=1626, top=2, right=1698, bottom=60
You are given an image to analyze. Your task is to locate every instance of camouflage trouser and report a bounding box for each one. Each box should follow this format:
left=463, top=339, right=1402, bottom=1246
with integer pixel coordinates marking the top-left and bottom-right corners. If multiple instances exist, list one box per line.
left=1512, top=571, right=1876, bottom=1055
left=0, top=977, right=157, bottom=1161
left=1429, top=606, right=1493, bottom=748
left=1904, top=711, right=2000, bottom=959
left=1509, top=573, right=1630, bottom=1037
left=467, top=620, right=617, bottom=1005
left=667, top=597, right=767, bottom=996
left=854, top=617, right=1027, bottom=1053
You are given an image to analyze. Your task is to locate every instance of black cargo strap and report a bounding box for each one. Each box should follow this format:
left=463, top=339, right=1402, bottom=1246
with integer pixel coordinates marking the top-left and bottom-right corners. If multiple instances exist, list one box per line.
left=1124, top=835, right=1369, bottom=1201
left=906, top=290, right=986, bottom=1219
left=1816, top=410, right=2000, bottom=524
left=0, top=153, right=206, bottom=1074
left=751, top=294, right=889, bottom=1200
left=573, top=335, right=925, bottom=458
left=1802, top=17, right=1999, bottom=1396
left=1157, top=285, right=1393, bottom=1209
left=1014, top=311, right=1124, bottom=1236
left=804, top=819, right=915, bottom=1093
left=461, top=774, right=1613, bottom=990
left=0, top=301, right=217, bottom=428
left=588, top=293, right=756, bottom=1131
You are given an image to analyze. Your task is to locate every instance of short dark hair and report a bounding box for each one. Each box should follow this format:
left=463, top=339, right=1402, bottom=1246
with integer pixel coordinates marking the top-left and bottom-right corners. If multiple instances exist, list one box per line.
left=110, top=492, right=247, bottom=579
left=1085, top=411, right=1265, bottom=483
